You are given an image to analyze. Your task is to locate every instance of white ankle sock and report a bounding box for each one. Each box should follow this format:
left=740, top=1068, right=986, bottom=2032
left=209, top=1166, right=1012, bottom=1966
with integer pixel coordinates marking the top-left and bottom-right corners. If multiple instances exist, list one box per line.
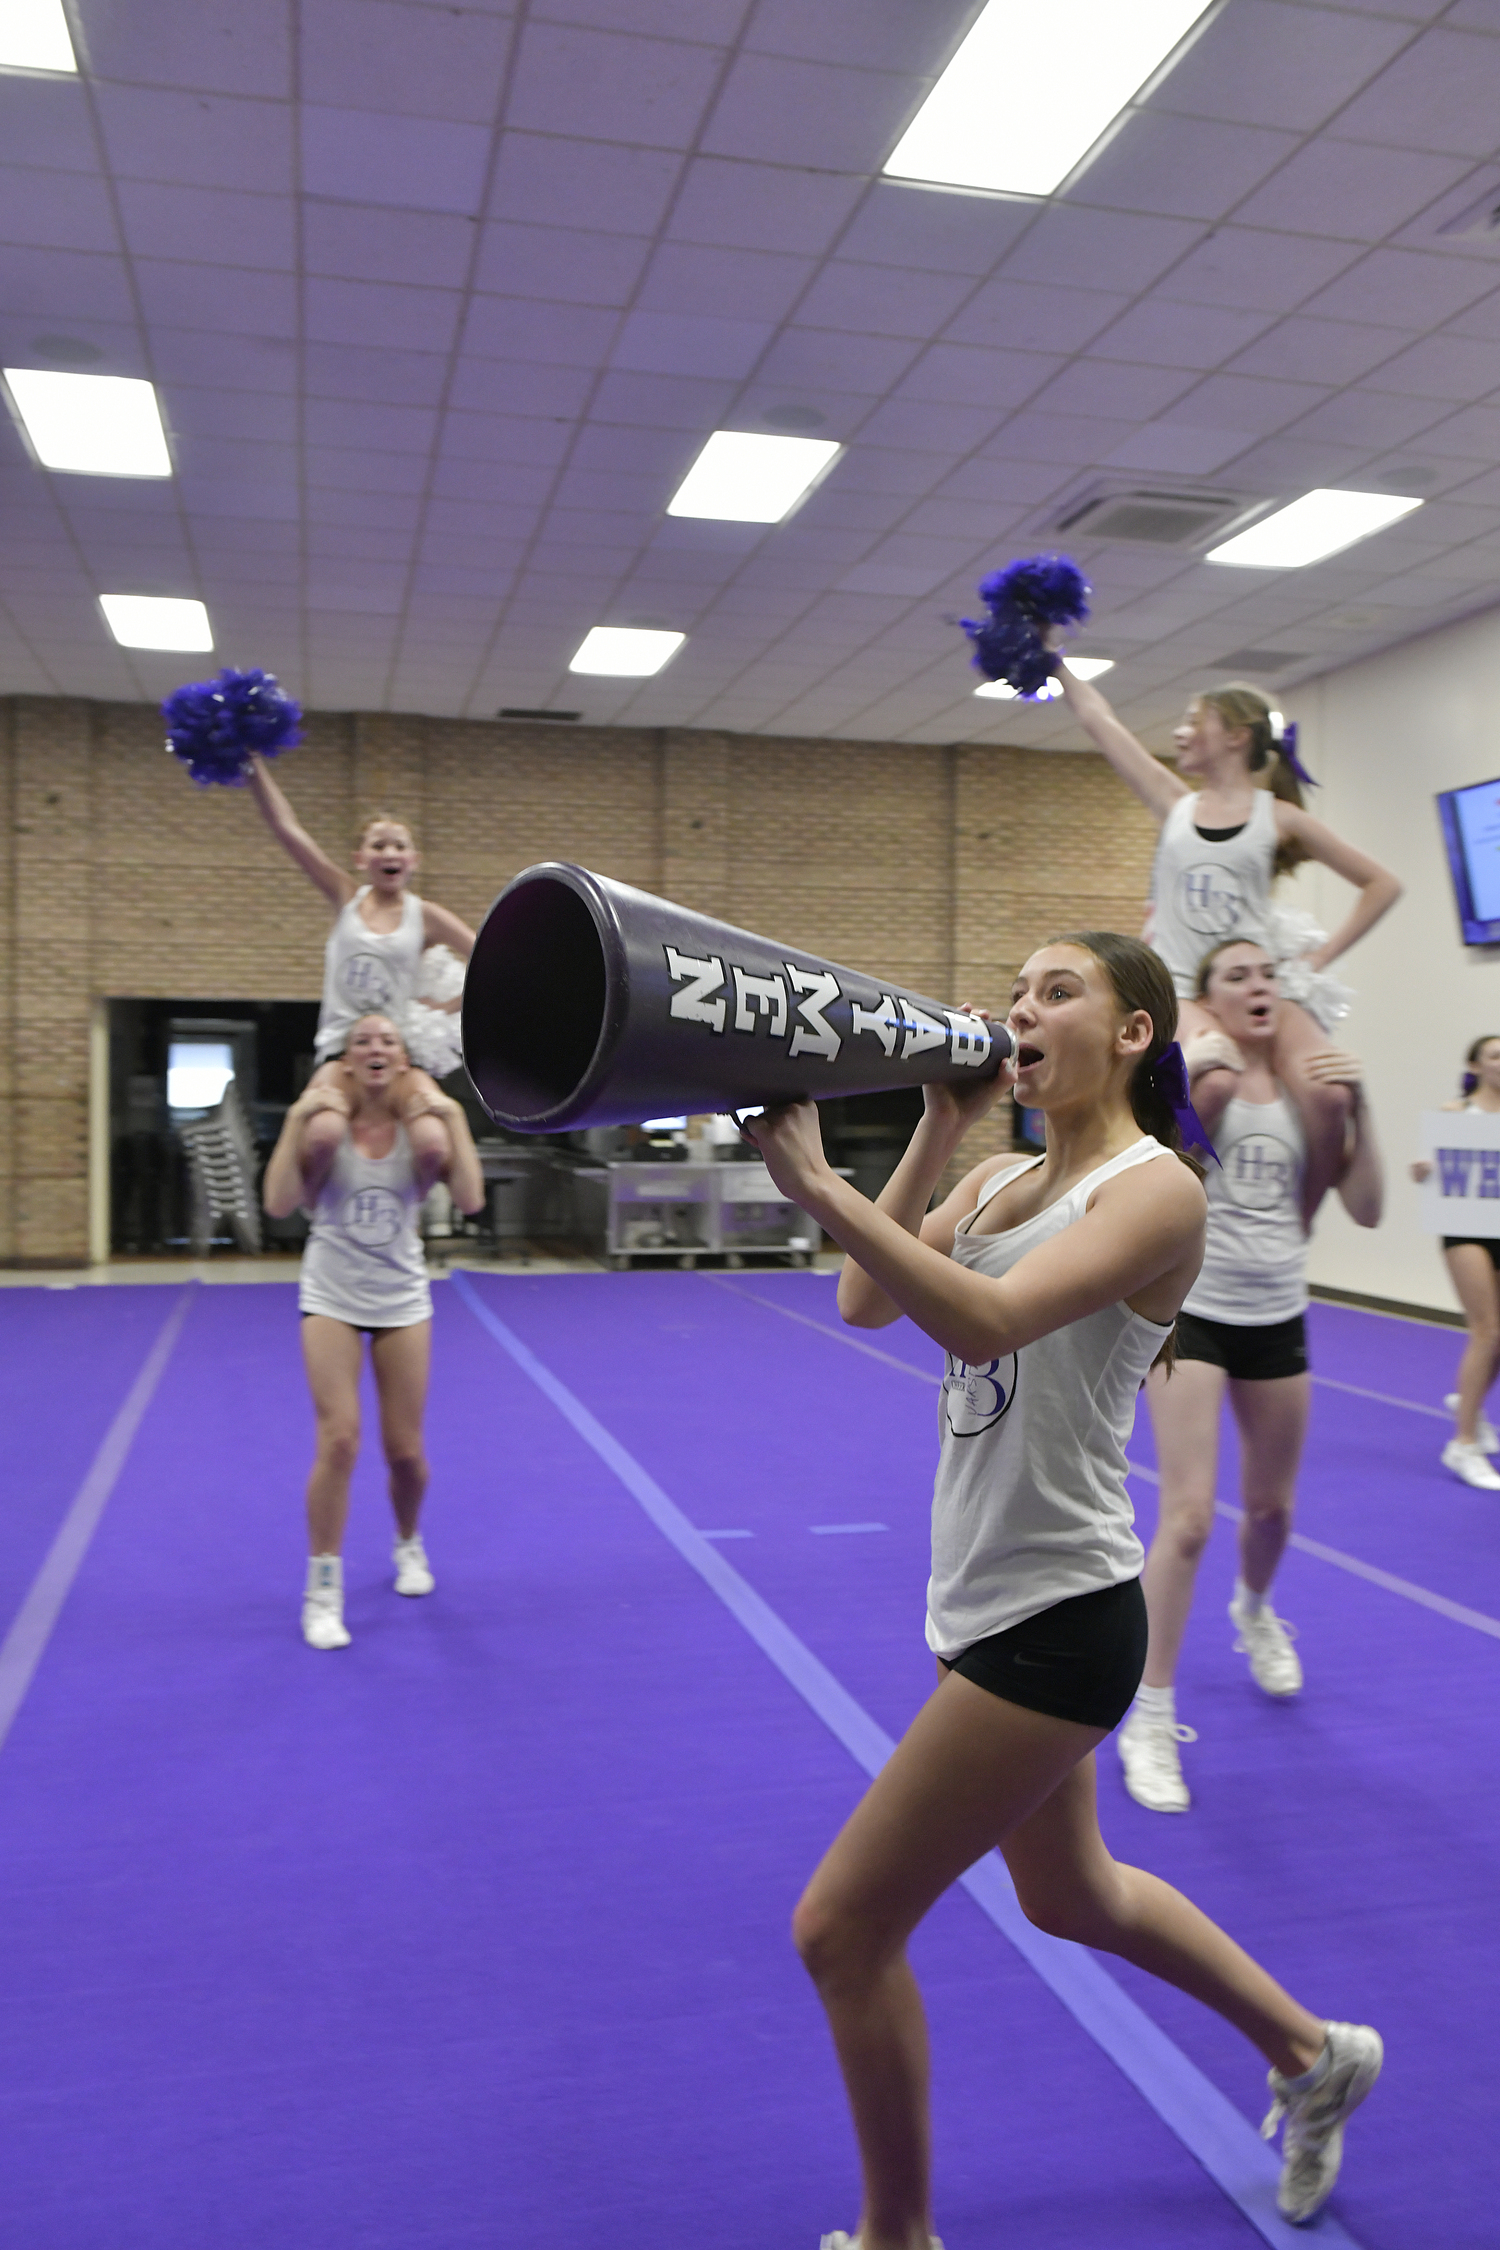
left=1134, top=1683, right=1176, bottom=1722
left=1235, top=1578, right=1265, bottom=1617
left=1279, top=2037, right=1331, bottom=2092
left=307, top=1553, right=343, bottom=1596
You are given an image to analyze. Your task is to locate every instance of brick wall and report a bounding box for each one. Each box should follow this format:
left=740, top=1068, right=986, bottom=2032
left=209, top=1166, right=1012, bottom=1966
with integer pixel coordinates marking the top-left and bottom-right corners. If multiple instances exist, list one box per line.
left=0, top=697, right=1158, bottom=1262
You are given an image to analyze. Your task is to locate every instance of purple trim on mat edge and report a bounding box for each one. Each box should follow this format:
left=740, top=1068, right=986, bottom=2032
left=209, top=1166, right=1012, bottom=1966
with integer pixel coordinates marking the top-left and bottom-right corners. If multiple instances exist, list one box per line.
left=452, top=1271, right=1358, bottom=2250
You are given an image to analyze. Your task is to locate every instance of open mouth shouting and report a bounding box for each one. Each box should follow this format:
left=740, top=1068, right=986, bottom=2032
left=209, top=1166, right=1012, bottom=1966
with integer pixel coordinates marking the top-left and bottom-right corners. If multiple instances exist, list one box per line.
left=1014, top=1041, right=1044, bottom=1071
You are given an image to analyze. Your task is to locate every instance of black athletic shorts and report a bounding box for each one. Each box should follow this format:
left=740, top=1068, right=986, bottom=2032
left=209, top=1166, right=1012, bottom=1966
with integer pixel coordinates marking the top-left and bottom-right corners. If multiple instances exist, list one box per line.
left=945, top=1578, right=1148, bottom=1731
left=1443, top=1237, right=1500, bottom=1269
left=1175, top=1308, right=1308, bottom=1382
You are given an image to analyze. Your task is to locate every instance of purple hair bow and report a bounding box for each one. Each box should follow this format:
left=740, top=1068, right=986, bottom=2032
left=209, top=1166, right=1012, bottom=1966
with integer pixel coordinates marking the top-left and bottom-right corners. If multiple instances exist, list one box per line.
left=1152, top=1041, right=1220, bottom=1166
left=1273, top=717, right=1317, bottom=789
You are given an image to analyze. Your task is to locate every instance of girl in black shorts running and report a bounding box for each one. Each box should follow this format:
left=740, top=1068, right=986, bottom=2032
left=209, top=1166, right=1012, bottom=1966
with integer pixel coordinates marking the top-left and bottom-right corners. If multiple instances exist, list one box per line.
left=1411, top=1032, right=1500, bottom=1487
left=745, top=930, right=1380, bottom=2247
left=1117, top=939, right=1381, bottom=1814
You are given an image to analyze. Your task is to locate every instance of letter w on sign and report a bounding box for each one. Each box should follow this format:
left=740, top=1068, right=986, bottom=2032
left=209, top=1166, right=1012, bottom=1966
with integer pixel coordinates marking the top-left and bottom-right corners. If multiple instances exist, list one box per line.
left=1438, top=1147, right=1476, bottom=1197
left=787, top=966, right=842, bottom=1061
left=665, top=946, right=726, bottom=1035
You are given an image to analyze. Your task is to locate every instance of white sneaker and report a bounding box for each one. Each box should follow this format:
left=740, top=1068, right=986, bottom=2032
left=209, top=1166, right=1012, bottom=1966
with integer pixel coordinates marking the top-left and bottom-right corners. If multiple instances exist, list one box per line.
left=1262, top=2021, right=1383, bottom=2222
left=1117, top=1704, right=1196, bottom=1812
left=393, top=1533, right=435, bottom=1596
left=1441, top=1437, right=1500, bottom=1490
left=1444, top=1396, right=1499, bottom=1453
left=302, top=1557, right=351, bottom=1649
left=1229, top=1591, right=1303, bottom=1697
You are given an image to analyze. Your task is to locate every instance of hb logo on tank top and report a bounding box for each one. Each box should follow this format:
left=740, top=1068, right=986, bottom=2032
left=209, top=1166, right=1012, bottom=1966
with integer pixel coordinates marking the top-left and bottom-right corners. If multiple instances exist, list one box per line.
left=1225, top=1134, right=1297, bottom=1215
left=341, top=951, right=397, bottom=1010
left=1174, top=863, right=1246, bottom=938
left=341, top=1187, right=404, bottom=1247
left=942, top=1351, right=1018, bottom=1437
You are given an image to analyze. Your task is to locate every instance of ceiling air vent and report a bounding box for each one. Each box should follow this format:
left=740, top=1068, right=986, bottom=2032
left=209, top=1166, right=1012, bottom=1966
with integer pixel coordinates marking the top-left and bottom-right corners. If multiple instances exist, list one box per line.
left=1211, top=648, right=1306, bottom=675
left=1051, top=485, right=1252, bottom=547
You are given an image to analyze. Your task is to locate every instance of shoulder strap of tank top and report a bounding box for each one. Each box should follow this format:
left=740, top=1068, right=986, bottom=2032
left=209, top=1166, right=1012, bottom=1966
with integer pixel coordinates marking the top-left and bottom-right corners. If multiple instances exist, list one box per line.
left=1079, top=1136, right=1173, bottom=1202
left=959, top=1154, right=1042, bottom=1233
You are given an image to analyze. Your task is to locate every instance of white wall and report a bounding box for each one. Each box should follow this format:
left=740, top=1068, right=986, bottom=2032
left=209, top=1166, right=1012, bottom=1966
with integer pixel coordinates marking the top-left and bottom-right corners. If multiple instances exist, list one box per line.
left=1285, top=602, right=1500, bottom=1313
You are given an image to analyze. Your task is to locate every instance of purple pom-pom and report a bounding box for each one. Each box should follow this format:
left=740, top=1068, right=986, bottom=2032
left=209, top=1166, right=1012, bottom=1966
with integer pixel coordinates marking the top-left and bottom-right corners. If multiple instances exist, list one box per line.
left=960, top=554, right=1091, bottom=697
left=162, top=667, right=302, bottom=788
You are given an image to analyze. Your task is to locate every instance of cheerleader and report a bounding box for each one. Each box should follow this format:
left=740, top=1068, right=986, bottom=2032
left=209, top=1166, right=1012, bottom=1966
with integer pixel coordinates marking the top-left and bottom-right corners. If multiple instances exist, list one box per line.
left=245, top=753, right=475, bottom=1084
left=1057, top=667, right=1400, bottom=1223
left=1410, top=1034, right=1500, bottom=1490
left=262, top=1014, right=485, bottom=1649
left=744, top=932, right=1380, bottom=2243
left=1116, top=940, right=1382, bottom=1815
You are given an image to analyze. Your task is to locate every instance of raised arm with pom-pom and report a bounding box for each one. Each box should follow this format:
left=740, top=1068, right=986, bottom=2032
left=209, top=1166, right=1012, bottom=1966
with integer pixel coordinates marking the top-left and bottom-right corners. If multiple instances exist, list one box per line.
left=163, top=666, right=302, bottom=787
left=960, top=554, right=1090, bottom=697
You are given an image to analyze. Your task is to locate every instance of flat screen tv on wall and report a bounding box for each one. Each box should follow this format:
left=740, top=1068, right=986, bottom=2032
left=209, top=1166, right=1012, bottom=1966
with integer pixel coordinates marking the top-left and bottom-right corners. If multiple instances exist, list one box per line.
left=1438, top=774, right=1500, bottom=945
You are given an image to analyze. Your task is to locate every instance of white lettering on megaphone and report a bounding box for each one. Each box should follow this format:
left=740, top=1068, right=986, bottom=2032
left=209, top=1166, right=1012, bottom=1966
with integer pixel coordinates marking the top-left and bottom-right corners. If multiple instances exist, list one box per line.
left=901, top=1002, right=949, bottom=1062
left=733, top=966, right=789, bottom=1038
left=945, top=1010, right=991, bottom=1069
left=786, top=965, right=842, bottom=1061
left=850, top=992, right=901, bottom=1057
left=665, top=946, right=727, bottom=1034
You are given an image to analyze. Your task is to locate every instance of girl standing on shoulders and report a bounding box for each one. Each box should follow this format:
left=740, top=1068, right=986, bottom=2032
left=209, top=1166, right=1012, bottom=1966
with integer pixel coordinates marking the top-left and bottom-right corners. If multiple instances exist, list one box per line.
left=1117, top=940, right=1382, bottom=1816
left=1057, top=667, right=1399, bottom=1224
left=1411, top=1034, right=1500, bottom=1490
left=263, top=1014, right=485, bottom=1650
left=744, top=931, right=1380, bottom=2247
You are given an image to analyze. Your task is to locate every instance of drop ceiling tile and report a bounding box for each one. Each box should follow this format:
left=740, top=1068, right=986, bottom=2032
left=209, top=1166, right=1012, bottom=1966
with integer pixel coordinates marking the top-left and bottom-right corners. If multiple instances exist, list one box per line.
left=152, top=328, right=299, bottom=391
left=1163, top=369, right=1333, bottom=437
left=701, top=53, right=919, bottom=172
left=174, top=475, right=301, bottom=522
left=636, top=240, right=816, bottom=324
left=1300, top=244, right=1497, bottom=327
left=301, top=106, right=491, bottom=215
left=1414, top=402, right=1500, bottom=456
left=1002, top=207, right=1203, bottom=295
left=1288, top=387, right=1444, bottom=446
left=798, top=487, right=915, bottom=535
left=1228, top=314, right=1413, bottom=386
left=304, top=277, right=463, bottom=355
left=449, top=357, right=595, bottom=416
left=1031, top=358, right=1194, bottom=420
left=169, top=432, right=299, bottom=487
left=940, top=455, right=1077, bottom=506
left=1147, top=0, right=1417, bottom=131
left=305, top=568, right=408, bottom=613
left=944, top=278, right=1126, bottom=356
left=1078, top=114, right=1300, bottom=224
left=610, top=308, right=775, bottom=380
left=1234, top=139, right=1471, bottom=243
left=1334, top=28, right=1500, bottom=155
left=1102, top=421, right=1252, bottom=474
left=791, top=260, right=972, bottom=341
left=549, top=466, right=663, bottom=513
left=744, top=0, right=968, bottom=73
left=753, top=327, right=921, bottom=396
left=441, top=413, right=575, bottom=468
left=989, top=408, right=1143, bottom=464
left=1158, top=227, right=1362, bottom=312
left=306, top=489, right=424, bottom=530
left=0, top=166, right=118, bottom=256
left=472, top=220, right=650, bottom=305
left=665, top=156, right=864, bottom=256
left=169, top=387, right=299, bottom=443
left=891, top=342, right=1060, bottom=412
left=531, top=0, right=740, bottom=36
left=1088, top=299, right=1271, bottom=371
left=1439, top=287, right=1500, bottom=341
left=461, top=297, right=619, bottom=366
left=302, top=401, right=437, bottom=456
left=88, top=0, right=291, bottom=98
left=508, top=21, right=724, bottom=145
left=300, top=0, right=511, bottom=121
left=854, top=397, right=1006, bottom=453
left=303, top=341, right=450, bottom=408
left=430, top=454, right=552, bottom=507
left=838, top=182, right=1035, bottom=278
left=588, top=368, right=741, bottom=430
left=0, top=78, right=95, bottom=173
left=1362, top=331, right=1500, bottom=399
left=116, top=182, right=296, bottom=272
left=1199, top=433, right=1368, bottom=490
left=303, top=204, right=477, bottom=289
left=0, top=318, right=144, bottom=380
left=133, top=260, right=298, bottom=341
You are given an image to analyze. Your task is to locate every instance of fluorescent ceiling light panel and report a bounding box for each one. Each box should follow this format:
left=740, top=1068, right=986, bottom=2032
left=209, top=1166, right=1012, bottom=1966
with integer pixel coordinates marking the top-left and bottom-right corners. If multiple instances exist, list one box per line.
left=1206, top=489, right=1423, bottom=569
left=569, top=627, right=684, bottom=678
left=0, top=0, right=78, bottom=73
left=975, top=659, right=1111, bottom=701
left=667, top=431, right=841, bottom=524
left=101, top=595, right=213, bottom=651
left=4, top=370, right=171, bottom=476
left=885, top=0, right=1215, bottom=198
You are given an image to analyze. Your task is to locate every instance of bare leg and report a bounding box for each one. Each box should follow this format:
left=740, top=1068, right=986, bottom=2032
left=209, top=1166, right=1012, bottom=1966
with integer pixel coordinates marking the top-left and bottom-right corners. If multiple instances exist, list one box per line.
left=1141, top=1358, right=1225, bottom=1688
left=1003, top=1754, right=1325, bottom=2070
left=369, top=1321, right=432, bottom=1538
left=795, top=1673, right=1324, bottom=2249
left=300, top=1315, right=363, bottom=1553
left=1271, top=1002, right=1352, bottom=1225
left=1228, top=1373, right=1309, bottom=1594
left=1443, top=1245, right=1500, bottom=1446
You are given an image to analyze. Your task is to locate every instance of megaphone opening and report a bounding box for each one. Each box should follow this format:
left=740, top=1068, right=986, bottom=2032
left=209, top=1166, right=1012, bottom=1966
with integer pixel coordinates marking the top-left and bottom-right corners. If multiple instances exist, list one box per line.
left=464, top=873, right=610, bottom=1125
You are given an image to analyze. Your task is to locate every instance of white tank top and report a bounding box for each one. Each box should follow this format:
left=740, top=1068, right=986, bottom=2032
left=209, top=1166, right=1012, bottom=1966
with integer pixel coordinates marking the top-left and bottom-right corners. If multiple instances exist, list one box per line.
left=1182, top=1092, right=1307, bottom=1327
left=1150, top=790, right=1277, bottom=998
left=298, top=1124, right=432, bottom=1329
left=926, top=1137, right=1176, bottom=1658
left=315, top=888, right=426, bottom=1059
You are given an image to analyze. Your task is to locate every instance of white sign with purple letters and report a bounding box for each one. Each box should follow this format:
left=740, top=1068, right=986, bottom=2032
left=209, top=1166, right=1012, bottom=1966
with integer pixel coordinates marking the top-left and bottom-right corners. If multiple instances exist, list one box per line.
left=1419, top=1108, right=1500, bottom=1238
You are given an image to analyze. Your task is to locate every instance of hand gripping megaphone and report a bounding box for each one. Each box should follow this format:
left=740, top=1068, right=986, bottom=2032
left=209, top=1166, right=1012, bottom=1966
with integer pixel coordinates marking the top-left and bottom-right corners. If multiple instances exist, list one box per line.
left=461, top=860, right=1011, bottom=1132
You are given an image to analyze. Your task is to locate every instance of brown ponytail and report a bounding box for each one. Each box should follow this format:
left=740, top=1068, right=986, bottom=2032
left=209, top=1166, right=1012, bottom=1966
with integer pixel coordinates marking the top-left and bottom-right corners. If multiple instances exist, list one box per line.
left=1200, top=681, right=1306, bottom=877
